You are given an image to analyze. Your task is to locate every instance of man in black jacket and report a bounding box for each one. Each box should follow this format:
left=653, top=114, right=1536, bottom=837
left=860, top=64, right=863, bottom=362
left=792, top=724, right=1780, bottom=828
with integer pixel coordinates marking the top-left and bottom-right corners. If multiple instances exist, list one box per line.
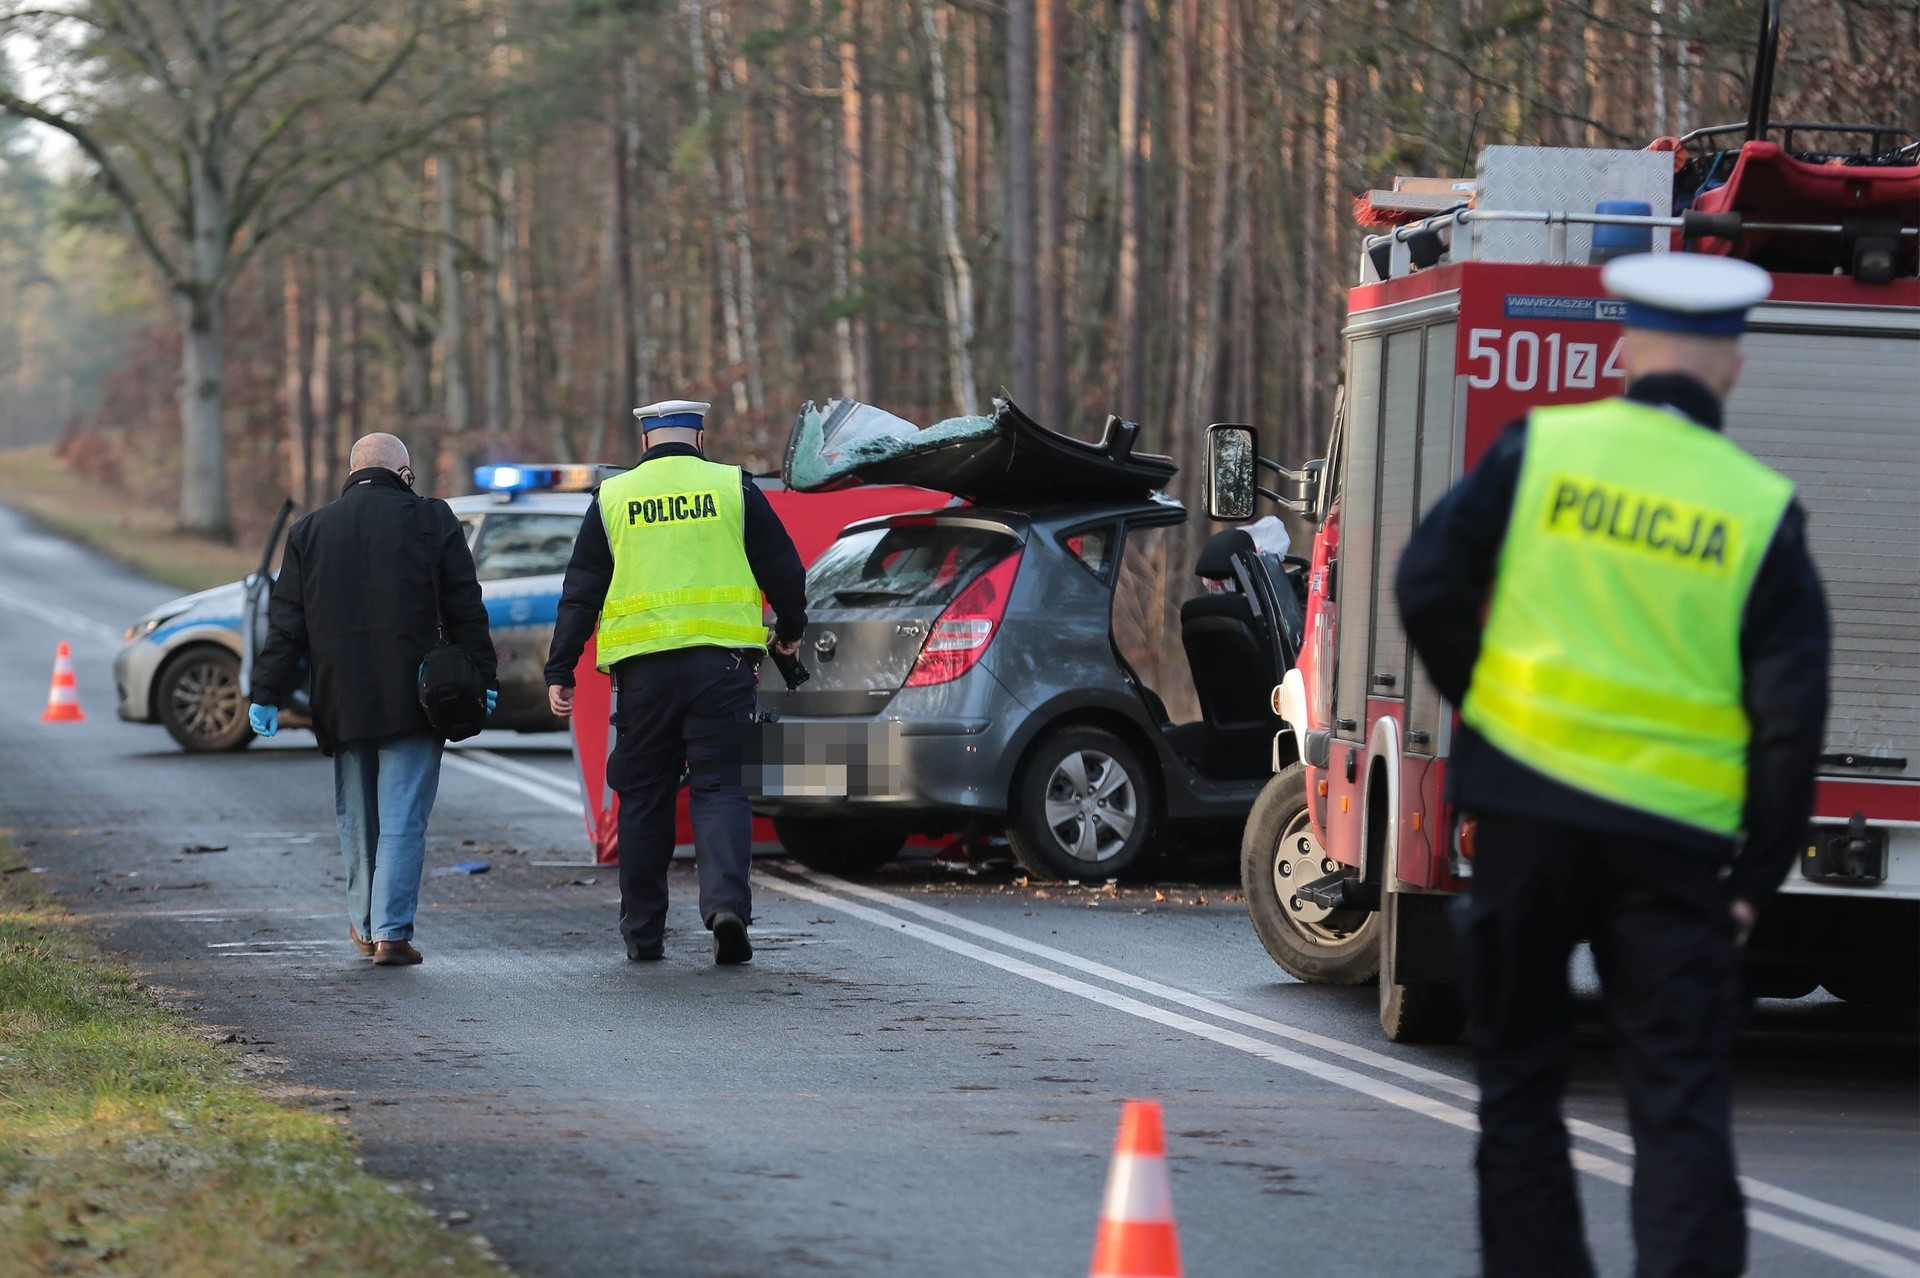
left=249, top=433, right=497, bottom=967
left=1397, top=256, right=1829, bottom=1278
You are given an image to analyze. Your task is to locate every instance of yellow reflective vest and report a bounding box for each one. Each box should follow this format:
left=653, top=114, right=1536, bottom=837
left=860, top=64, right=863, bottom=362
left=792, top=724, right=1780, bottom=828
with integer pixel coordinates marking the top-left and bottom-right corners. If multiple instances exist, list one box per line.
left=1459, top=397, right=1794, bottom=835
left=594, top=455, right=765, bottom=669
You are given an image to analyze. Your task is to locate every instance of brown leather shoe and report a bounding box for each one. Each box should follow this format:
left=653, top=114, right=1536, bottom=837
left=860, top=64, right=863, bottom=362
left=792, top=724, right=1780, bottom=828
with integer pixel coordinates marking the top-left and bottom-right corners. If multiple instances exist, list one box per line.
left=372, top=940, right=423, bottom=966
left=349, top=926, right=375, bottom=958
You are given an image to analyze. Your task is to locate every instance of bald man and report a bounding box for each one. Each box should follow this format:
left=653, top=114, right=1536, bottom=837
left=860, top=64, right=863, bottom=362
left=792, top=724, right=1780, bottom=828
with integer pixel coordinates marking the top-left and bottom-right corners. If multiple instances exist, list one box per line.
left=250, top=435, right=497, bottom=966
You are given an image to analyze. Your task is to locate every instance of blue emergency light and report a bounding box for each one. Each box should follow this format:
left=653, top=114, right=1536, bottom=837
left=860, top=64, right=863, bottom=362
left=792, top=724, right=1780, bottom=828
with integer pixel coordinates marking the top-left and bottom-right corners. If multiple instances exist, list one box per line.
left=473, top=463, right=625, bottom=495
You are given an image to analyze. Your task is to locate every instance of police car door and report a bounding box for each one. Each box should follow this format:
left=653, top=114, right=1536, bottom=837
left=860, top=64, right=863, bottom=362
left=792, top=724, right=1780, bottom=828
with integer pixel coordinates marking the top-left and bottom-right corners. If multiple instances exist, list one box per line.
left=239, top=499, right=309, bottom=715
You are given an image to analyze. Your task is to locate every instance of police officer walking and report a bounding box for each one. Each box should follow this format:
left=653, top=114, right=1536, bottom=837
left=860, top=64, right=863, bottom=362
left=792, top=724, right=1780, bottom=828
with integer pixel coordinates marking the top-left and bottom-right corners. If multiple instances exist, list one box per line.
left=1397, top=255, right=1830, bottom=1278
left=546, top=400, right=807, bottom=965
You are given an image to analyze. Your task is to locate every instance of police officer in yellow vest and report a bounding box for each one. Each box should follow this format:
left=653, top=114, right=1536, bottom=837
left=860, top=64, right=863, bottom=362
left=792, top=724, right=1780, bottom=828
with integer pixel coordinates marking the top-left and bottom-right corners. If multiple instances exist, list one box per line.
left=547, top=400, right=808, bottom=965
left=1398, top=255, right=1830, bottom=1278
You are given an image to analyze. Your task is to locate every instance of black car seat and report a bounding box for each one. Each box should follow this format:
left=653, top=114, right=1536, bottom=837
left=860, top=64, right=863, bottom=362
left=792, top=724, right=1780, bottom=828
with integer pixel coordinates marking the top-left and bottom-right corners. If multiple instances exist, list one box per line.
left=1177, top=529, right=1283, bottom=778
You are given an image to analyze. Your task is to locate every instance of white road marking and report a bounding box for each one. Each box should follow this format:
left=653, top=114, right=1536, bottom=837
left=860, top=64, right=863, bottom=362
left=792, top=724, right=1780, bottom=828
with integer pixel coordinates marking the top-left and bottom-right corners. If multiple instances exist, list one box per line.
left=804, top=872, right=1920, bottom=1257
left=0, top=583, right=124, bottom=647
left=764, top=872, right=1920, bottom=1275
left=804, top=871, right=1476, bottom=1099
left=452, top=746, right=583, bottom=797
left=441, top=751, right=584, bottom=814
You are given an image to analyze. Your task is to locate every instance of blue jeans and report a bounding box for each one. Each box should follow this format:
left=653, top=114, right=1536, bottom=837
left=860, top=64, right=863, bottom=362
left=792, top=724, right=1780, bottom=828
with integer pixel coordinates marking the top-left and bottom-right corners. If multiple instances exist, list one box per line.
left=333, top=735, right=443, bottom=943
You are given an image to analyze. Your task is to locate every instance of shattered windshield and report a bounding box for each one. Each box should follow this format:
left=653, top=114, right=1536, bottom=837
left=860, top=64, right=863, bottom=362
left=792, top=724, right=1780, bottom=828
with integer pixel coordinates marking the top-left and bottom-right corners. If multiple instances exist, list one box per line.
left=782, top=394, right=1180, bottom=505
left=786, top=399, right=997, bottom=492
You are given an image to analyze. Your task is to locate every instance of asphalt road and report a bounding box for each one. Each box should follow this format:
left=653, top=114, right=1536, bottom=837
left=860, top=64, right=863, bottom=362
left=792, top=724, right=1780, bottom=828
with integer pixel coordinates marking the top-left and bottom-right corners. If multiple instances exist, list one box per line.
left=1, top=499, right=1915, bottom=1277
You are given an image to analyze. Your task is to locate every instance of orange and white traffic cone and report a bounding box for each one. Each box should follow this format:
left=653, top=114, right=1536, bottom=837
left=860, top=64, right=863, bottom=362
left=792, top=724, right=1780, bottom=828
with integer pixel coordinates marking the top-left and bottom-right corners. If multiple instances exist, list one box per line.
left=1090, top=1099, right=1183, bottom=1278
left=41, top=641, right=85, bottom=723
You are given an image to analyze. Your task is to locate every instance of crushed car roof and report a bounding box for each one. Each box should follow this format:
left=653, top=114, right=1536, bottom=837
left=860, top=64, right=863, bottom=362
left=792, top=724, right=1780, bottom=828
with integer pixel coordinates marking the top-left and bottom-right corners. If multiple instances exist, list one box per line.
left=782, top=396, right=1178, bottom=505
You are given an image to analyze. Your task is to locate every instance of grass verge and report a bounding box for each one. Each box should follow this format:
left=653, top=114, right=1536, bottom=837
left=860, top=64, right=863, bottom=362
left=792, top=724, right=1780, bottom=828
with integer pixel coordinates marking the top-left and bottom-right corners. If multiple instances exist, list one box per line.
left=0, top=836, right=505, bottom=1276
left=0, top=446, right=257, bottom=594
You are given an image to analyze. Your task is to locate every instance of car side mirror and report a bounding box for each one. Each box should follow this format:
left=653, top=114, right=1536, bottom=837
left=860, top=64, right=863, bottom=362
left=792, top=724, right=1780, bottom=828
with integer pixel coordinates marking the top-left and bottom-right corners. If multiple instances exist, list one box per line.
left=1204, top=424, right=1259, bottom=521
left=1205, top=423, right=1323, bottom=520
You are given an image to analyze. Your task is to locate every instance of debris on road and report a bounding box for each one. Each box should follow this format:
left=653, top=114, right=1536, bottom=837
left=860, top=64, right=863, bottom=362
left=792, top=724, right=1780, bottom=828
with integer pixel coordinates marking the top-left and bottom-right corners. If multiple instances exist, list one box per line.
left=182, top=843, right=228, bottom=854
left=429, top=860, right=491, bottom=877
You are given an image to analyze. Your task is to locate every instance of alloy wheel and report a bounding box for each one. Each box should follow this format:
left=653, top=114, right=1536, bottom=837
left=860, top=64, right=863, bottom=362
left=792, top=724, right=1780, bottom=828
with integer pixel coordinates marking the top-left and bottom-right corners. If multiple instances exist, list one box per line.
left=1041, top=749, right=1138, bottom=863
left=170, top=656, right=244, bottom=744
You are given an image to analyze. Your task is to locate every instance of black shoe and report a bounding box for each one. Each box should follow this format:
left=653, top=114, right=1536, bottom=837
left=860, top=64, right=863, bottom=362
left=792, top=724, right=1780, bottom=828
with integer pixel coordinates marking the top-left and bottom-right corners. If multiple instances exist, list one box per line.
left=710, top=911, right=752, bottom=965
left=626, top=940, right=664, bottom=961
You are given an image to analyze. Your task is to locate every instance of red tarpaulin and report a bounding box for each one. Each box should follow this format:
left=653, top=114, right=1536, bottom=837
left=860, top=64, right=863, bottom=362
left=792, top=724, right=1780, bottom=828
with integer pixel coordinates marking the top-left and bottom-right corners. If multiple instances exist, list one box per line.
left=569, top=484, right=948, bottom=864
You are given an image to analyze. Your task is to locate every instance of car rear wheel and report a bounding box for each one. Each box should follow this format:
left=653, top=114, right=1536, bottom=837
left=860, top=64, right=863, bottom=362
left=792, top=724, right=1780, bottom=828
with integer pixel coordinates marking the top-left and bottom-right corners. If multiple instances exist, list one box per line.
left=1241, top=765, right=1380, bottom=984
left=772, top=818, right=907, bottom=875
left=157, top=647, right=253, bottom=753
left=1007, top=727, right=1157, bottom=881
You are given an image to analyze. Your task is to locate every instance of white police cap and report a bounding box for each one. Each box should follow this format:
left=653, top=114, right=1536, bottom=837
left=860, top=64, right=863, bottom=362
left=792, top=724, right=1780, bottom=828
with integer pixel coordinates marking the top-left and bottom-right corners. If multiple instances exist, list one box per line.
left=1601, top=254, right=1771, bottom=337
left=633, top=399, right=712, bottom=431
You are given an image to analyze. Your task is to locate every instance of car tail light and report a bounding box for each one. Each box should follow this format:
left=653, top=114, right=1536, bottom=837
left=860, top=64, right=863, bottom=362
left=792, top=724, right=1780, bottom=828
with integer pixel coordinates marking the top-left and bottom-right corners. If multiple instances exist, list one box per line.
left=903, top=549, right=1023, bottom=687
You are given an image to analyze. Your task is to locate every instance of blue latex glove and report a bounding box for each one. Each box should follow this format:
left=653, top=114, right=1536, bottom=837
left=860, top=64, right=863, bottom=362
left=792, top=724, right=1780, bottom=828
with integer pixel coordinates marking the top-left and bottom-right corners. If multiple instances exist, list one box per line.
left=248, top=703, right=278, bottom=738
left=484, top=688, right=498, bottom=717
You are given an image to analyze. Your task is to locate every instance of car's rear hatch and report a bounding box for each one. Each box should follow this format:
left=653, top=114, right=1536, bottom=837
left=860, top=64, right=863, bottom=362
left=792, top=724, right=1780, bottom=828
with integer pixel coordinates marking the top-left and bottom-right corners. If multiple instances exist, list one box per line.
left=783, top=396, right=1176, bottom=504
left=763, top=514, right=1024, bottom=715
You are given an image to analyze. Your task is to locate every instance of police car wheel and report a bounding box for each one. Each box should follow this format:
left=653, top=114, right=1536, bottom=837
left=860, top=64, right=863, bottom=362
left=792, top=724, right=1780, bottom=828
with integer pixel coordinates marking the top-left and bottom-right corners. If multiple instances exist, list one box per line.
left=1240, top=764, right=1380, bottom=984
left=772, top=818, right=906, bottom=875
left=157, top=647, right=253, bottom=753
left=1007, top=727, right=1158, bottom=882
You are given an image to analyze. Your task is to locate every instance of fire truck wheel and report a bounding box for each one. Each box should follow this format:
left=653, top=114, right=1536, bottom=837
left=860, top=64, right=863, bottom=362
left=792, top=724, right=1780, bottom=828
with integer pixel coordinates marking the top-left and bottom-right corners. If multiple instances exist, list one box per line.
left=772, top=818, right=907, bottom=875
left=1240, top=765, right=1380, bottom=984
left=1378, top=880, right=1466, bottom=1043
left=1007, top=727, right=1157, bottom=881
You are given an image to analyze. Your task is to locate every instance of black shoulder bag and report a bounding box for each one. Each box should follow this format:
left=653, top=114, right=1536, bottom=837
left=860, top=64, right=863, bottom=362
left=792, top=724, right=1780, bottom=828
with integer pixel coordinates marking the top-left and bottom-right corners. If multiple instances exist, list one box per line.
left=414, top=500, right=488, bottom=742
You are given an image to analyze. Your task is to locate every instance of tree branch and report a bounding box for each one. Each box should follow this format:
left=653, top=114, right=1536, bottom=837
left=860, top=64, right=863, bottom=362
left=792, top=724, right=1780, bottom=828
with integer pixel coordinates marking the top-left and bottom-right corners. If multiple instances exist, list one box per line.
left=224, top=109, right=470, bottom=286
left=0, top=90, right=183, bottom=287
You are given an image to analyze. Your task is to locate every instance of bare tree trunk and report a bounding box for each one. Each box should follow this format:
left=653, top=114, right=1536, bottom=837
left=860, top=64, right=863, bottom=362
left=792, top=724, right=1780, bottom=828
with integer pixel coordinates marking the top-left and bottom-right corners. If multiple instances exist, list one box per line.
left=482, top=160, right=509, bottom=439
left=436, top=148, right=471, bottom=490
left=1005, top=0, right=1038, bottom=408
left=688, top=0, right=750, bottom=416
left=838, top=0, right=875, bottom=399
left=820, top=23, right=858, bottom=400
left=713, top=6, right=767, bottom=412
left=606, top=73, right=639, bottom=447
left=1164, top=0, right=1196, bottom=435
left=178, top=144, right=231, bottom=537
left=917, top=0, right=979, bottom=417
left=1190, top=0, right=1235, bottom=427
left=1035, top=0, right=1068, bottom=427
left=282, top=254, right=318, bottom=509
left=1115, top=0, right=1148, bottom=422
left=623, top=57, right=651, bottom=409
left=318, top=266, right=342, bottom=496
left=498, top=161, right=527, bottom=432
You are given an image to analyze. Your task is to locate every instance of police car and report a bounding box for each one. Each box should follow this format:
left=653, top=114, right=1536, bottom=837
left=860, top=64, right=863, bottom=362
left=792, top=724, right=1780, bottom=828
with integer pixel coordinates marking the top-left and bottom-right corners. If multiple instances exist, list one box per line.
left=113, top=464, right=609, bottom=752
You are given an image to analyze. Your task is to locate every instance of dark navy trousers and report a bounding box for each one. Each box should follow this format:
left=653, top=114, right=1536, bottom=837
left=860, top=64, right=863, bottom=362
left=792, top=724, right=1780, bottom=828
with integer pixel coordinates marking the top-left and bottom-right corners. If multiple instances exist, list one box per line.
left=1455, top=811, right=1746, bottom=1278
left=609, top=646, right=759, bottom=949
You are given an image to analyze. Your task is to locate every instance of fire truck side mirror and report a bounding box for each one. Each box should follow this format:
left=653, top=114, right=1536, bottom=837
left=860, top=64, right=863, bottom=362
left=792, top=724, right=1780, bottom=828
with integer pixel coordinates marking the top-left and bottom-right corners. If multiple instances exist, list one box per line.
left=1205, top=423, right=1325, bottom=521
left=1204, top=424, right=1259, bottom=521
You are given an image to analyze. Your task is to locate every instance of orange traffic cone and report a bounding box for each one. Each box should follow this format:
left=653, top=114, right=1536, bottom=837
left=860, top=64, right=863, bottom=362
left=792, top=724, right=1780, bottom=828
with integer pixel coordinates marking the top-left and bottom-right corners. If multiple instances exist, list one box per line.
left=1090, top=1100, right=1183, bottom=1278
left=42, top=641, right=85, bottom=722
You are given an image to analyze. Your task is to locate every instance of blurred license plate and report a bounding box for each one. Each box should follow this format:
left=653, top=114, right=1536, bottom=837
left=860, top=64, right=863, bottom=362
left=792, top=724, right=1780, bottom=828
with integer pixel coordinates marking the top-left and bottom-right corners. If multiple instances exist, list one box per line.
left=748, top=721, right=904, bottom=798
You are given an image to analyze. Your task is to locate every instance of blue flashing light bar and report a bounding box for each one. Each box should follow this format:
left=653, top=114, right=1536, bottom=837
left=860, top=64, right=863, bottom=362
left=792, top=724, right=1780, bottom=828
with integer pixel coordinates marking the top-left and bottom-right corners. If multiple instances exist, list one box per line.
left=473, top=463, right=626, bottom=495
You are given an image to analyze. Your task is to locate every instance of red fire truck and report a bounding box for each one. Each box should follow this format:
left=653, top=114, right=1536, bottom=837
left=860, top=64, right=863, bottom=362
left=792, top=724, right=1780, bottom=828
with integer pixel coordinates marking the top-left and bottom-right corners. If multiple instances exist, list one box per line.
left=1206, top=9, right=1919, bottom=1041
